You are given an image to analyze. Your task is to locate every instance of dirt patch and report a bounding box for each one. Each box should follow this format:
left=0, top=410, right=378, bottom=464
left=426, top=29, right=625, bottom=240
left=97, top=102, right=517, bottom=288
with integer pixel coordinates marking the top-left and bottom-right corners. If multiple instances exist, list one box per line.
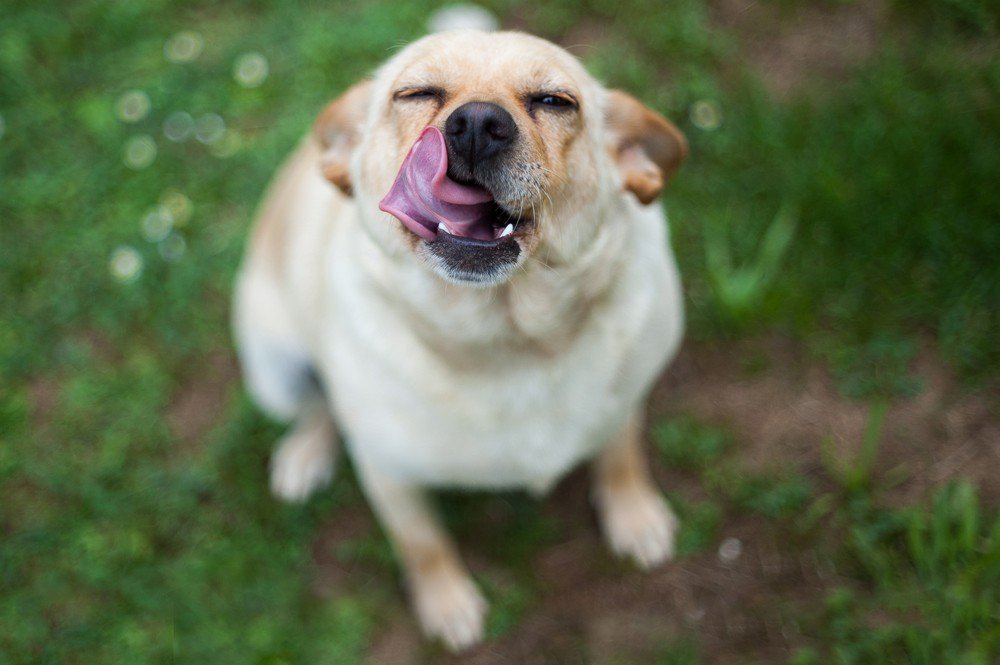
left=368, top=609, right=425, bottom=665
left=27, top=329, right=125, bottom=428
left=710, top=0, right=888, bottom=97
left=431, top=473, right=828, bottom=665
left=654, top=335, right=1000, bottom=506
left=75, top=328, right=123, bottom=365
left=311, top=506, right=384, bottom=600
left=306, top=334, right=996, bottom=663
left=27, top=377, right=61, bottom=429
left=166, top=350, right=239, bottom=446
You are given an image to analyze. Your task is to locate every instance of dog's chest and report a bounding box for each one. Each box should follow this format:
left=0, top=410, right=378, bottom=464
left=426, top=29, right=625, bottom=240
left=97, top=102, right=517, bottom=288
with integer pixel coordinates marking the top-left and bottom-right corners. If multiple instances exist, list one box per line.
left=333, top=336, right=633, bottom=491
left=325, top=281, right=665, bottom=491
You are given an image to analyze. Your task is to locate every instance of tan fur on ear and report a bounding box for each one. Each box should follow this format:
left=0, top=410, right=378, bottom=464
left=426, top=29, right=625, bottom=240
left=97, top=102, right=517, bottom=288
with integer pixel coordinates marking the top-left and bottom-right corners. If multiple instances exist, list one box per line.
left=314, top=80, right=373, bottom=196
left=606, top=90, right=688, bottom=204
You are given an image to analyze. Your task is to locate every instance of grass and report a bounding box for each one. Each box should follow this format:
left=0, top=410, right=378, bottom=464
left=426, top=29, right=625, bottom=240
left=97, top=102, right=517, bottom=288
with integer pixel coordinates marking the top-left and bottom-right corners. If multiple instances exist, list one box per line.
left=656, top=412, right=999, bottom=664
left=1, top=0, right=998, bottom=662
left=803, top=482, right=1000, bottom=664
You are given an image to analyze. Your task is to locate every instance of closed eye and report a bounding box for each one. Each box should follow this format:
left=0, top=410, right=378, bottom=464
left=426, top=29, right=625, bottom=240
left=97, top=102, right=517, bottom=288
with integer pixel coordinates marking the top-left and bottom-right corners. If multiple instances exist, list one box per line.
left=393, top=88, right=445, bottom=102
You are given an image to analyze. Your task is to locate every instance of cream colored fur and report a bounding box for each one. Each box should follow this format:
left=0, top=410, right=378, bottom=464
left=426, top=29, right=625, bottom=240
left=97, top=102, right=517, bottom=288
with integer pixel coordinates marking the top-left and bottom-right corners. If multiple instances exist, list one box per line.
left=232, top=29, right=686, bottom=652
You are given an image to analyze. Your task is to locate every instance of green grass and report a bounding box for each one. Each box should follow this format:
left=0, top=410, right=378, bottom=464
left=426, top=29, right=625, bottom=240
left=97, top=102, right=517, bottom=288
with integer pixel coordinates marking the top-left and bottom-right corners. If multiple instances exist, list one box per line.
left=678, top=45, right=1000, bottom=383
left=803, top=481, right=1000, bottom=664
left=653, top=410, right=999, bottom=664
left=2, top=0, right=998, bottom=662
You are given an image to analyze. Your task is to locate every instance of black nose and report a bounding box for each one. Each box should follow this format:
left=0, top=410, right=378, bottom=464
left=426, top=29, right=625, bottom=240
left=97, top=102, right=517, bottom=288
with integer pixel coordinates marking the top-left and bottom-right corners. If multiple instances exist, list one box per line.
left=444, top=102, right=517, bottom=167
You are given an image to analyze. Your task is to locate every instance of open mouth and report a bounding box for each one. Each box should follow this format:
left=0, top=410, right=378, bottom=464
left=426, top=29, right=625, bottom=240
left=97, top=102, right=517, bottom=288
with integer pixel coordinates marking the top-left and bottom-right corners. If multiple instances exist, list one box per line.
left=379, top=126, right=532, bottom=245
left=438, top=200, right=530, bottom=244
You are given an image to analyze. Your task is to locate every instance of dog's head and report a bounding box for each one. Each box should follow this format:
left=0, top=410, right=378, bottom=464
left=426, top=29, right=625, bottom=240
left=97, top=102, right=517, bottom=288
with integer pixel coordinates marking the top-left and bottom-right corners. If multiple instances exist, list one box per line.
left=314, top=30, right=686, bottom=286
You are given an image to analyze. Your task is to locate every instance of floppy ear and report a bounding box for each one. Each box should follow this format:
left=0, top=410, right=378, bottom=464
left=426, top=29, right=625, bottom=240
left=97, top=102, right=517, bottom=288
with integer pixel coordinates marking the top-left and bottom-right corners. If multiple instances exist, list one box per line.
left=313, top=80, right=373, bottom=196
left=605, top=90, right=688, bottom=204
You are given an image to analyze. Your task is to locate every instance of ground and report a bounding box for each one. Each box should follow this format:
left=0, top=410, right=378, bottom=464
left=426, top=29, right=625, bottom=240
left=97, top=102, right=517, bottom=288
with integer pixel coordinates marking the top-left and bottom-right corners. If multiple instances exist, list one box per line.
left=306, top=337, right=998, bottom=664
left=1, top=0, right=998, bottom=663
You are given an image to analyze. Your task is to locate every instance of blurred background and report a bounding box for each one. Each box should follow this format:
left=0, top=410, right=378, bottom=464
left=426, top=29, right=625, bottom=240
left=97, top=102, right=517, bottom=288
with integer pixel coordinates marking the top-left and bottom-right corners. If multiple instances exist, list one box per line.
left=1, top=1, right=998, bottom=662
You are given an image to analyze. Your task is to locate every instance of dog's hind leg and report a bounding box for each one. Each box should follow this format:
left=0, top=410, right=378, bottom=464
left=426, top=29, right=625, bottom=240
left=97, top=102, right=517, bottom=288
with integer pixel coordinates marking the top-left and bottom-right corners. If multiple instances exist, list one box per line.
left=268, top=397, right=338, bottom=502
left=233, top=269, right=339, bottom=502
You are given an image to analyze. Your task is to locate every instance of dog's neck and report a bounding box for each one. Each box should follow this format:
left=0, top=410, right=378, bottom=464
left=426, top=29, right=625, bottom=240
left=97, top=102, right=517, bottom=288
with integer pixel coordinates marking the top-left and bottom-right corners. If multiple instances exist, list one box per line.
left=351, top=192, right=631, bottom=353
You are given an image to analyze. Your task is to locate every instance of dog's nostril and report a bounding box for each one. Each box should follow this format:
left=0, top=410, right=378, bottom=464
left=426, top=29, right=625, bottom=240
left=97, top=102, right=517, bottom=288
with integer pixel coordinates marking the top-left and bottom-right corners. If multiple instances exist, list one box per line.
left=444, top=101, right=518, bottom=165
left=483, top=118, right=511, bottom=141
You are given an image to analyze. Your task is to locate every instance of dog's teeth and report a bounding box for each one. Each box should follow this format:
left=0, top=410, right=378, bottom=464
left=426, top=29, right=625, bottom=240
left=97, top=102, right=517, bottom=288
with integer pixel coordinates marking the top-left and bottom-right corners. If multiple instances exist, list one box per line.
left=439, top=223, right=454, bottom=235
left=499, top=223, right=514, bottom=238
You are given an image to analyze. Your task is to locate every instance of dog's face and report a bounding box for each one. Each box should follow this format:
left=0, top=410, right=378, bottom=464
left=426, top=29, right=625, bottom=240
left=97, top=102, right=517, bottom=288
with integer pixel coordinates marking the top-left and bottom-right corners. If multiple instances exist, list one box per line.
left=314, top=30, right=686, bottom=286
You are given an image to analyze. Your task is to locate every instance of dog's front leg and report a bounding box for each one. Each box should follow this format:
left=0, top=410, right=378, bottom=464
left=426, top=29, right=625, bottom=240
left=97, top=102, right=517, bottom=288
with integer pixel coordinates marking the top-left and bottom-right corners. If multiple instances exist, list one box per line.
left=354, top=458, right=487, bottom=652
left=592, top=410, right=679, bottom=569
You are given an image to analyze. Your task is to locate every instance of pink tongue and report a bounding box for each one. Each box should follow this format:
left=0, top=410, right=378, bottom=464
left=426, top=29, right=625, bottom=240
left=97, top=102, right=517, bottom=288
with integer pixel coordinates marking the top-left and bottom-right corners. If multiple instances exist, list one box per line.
left=379, top=126, right=496, bottom=241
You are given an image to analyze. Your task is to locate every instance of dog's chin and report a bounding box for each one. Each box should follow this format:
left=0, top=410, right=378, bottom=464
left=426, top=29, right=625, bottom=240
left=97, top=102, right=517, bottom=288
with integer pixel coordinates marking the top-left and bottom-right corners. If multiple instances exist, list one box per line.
left=414, top=211, right=535, bottom=287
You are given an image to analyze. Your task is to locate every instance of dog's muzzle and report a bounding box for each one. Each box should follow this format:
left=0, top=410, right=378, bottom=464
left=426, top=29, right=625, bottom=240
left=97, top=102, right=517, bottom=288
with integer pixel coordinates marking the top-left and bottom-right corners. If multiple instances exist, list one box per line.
left=379, top=125, right=532, bottom=285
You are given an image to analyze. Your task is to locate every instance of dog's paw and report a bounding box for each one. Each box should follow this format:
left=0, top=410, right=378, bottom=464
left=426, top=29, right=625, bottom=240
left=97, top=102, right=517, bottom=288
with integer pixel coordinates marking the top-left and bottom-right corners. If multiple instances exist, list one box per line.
left=411, top=570, right=488, bottom=653
left=597, top=488, right=679, bottom=570
left=269, top=424, right=335, bottom=502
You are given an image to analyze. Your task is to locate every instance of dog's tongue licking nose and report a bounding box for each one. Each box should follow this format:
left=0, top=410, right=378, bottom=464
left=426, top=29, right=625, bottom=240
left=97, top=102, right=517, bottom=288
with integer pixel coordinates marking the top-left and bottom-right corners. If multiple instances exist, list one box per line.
left=379, top=127, right=496, bottom=241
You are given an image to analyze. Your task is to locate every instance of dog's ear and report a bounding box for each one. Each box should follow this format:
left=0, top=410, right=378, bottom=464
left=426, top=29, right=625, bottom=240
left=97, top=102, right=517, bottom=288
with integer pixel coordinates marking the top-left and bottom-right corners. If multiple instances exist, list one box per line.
left=314, top=80, right=373, bottom=196
left=605, top=90, right=688, bottom=204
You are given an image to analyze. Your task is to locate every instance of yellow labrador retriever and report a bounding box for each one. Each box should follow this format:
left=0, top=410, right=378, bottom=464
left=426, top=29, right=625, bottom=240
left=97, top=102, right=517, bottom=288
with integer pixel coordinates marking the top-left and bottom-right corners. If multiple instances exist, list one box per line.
left=233, top=29, right=687, bottom=652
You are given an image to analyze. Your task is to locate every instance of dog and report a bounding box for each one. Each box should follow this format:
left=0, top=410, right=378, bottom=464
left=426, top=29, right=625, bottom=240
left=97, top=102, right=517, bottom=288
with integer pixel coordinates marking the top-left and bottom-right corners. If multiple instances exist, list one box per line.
left=232, top=28, right=687, bottom=652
